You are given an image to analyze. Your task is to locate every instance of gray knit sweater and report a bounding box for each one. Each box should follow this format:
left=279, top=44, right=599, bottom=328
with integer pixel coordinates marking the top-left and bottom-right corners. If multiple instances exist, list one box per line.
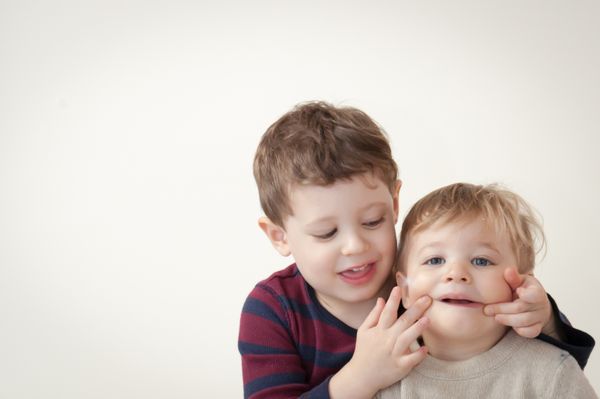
left=376, top=330, right=597, bottom=398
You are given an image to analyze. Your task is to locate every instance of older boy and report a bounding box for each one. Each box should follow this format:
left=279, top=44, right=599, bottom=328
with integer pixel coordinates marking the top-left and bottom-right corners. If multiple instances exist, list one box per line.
left=238, top=102, right=594, bottom=399
left=377, top=183, right=597, bottom=398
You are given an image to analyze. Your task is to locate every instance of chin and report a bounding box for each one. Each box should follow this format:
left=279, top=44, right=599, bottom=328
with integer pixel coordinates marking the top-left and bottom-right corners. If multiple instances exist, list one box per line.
left=427, top=306, right=496, bottom=338
left=434, top=316, right=508, bottom=342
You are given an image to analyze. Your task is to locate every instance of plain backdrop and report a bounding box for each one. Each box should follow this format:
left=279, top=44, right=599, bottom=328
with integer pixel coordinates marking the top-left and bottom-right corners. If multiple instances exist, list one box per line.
left=1, top=0, right=599, bottom=397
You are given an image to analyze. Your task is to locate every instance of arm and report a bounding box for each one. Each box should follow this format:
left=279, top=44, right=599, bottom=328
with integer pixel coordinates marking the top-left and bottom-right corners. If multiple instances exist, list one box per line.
left=239, top=285, right=431, bottom=399
left=537, top=294, right=596, bottom=369
left=239, top=285, right=328, bottom=398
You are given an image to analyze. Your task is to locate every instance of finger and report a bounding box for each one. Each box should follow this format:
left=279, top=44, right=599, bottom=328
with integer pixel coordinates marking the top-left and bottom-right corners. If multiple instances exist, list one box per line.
left=514, top=323, right=543, bottom=338
left=408, top=340, right=421, bottom=353
left=359, top=297, right=385, bottom=331
left=494, top=311, right=542, bottom=328
left=516, top=282, right=546, bottom=304
left=396, top=346, right=428, bottom=371
left=378, top=286, right=402, bottom=328
left=504, top=267, right=525, bottom=291
left=484, top=300, right=541, bottom=317
left=392, top=296, right=432, bottom=332
left=393, top=316, right=429, bottom=355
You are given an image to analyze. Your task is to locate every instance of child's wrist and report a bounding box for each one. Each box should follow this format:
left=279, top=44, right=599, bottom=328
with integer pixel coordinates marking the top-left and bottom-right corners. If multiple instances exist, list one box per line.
left=329, top=363, right=377, bottom=399
left=541, top=315, right=565, bottom=341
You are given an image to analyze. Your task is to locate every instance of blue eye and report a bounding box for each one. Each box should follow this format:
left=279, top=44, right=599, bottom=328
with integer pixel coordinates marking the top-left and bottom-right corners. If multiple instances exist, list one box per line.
left=472, top=257, right=493, bottom=266
left=364, top=217, right=384, bottom=228
left=314, top=228, right=337, bottom=240
left=425, top=257, right=445, bottom=266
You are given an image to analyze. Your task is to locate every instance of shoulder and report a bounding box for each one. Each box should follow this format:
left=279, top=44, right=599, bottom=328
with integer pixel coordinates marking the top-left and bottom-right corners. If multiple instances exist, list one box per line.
left=247, top=263, right=308, bottom=305
left=239, top=264, right=304, bottom=346
left=241, top=264, right=309, bottom=326
left=510, top=334, right=592, bottom=392
left=512, top=334, right=572, bottom=368
left=541, top=345, right=597, bottom=398
left=257, top=263, right=305, bottom=292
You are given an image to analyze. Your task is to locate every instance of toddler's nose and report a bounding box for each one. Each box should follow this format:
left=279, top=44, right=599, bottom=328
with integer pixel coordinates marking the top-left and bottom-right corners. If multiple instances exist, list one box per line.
left=443, top=262, right=472, bottom=283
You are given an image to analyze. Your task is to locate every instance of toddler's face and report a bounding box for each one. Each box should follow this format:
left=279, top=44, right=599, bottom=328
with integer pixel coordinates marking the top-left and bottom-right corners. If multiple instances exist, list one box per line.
left=398, top=216, right=515, bottom=343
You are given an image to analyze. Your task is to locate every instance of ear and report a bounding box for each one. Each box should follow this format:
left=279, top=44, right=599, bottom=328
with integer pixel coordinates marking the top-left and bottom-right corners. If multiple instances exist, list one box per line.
left=396, top=271, right=409, bottom=307
left=258, top=216, right=291, bottom=257
left=392, top=179, right=402, bottom=223
left=395, top=271, right=406, bottom=287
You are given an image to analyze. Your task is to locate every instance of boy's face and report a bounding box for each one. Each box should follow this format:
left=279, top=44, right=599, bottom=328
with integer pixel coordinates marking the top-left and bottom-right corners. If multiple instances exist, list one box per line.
left=398, top=216, right=515, bottom=345
left=269, top=173, right=399, bottom=313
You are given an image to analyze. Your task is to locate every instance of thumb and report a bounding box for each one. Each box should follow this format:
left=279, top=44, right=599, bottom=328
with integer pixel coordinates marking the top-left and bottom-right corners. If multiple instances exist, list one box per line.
left=504, top=267, right=524, bottom=291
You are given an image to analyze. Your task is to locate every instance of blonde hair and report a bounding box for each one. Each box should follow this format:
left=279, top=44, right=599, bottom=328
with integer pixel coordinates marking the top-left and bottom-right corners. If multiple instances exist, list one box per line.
left=253, top=101, right=398, bottom=227
left=396, top=183, right=545, bottom=274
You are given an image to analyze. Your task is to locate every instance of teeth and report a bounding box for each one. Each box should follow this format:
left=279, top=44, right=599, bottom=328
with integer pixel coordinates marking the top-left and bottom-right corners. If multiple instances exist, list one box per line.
left=351, top=265, right=367, bottom=272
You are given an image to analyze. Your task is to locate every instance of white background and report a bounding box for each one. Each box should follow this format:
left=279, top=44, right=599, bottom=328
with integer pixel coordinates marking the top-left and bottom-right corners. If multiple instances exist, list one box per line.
left=1, top=1, right=599, bottom=397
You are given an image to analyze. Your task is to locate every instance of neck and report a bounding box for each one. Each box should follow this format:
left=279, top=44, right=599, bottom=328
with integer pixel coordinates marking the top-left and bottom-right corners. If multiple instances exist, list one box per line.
left=422, top=325, right=509, bottom=361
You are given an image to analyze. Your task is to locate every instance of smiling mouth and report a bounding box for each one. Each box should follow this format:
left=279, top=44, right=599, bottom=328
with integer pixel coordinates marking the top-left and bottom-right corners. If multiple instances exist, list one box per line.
left=339, top=261, right=375, bottom=273
left=338, top=262, right=377, bottom=284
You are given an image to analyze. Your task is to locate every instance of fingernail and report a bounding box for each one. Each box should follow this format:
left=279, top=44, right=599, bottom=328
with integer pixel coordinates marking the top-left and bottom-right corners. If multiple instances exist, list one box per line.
left=483, top=307, right=493, bottom=316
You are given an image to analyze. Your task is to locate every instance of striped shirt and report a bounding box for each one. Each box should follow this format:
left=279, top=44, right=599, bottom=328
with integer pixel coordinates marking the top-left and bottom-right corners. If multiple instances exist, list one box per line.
left=239, top=264, right=354, bottom=398
left=238, top=263, right=594, bottom=398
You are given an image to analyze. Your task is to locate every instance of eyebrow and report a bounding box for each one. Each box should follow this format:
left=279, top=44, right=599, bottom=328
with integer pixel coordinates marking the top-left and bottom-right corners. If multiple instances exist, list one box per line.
left=304, top=217, right=336, bottom=229
left=416, top=242, right=444, bottom=256
left=415, top=241, right=502, bottom=256
left=476, top=242, right=502, bottom=255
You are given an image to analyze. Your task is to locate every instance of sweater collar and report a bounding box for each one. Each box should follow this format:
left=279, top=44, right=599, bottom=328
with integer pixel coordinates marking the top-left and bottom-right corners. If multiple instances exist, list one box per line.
left=413, top=330, right=526, bottom=380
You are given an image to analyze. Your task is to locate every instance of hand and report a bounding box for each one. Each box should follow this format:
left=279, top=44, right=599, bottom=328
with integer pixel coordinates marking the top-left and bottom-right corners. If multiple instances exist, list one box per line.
left=483, top=267, right=553, bottom=338
left=329, top=287, right=431, bottom=399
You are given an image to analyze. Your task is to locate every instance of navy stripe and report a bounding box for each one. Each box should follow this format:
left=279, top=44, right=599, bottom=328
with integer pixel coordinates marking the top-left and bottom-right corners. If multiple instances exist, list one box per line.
left=298, top=344, right=352, bottom=369
left=276, top=295, right=356, bottom=336
left=238, top=341, right=295, bottom=356
left=256, top=268, right=356, bottom=335
left=244, top=372, right=305, bottom=398
left=280, top=297, right=320, bottom=319
left=242, top=297, right=286, bottom=326
left=300, top=283, right=358, bottom=336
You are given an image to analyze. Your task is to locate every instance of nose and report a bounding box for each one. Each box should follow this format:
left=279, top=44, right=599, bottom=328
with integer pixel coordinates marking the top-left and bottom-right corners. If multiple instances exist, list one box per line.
left=340, top=231, right=370, bottom=256
left=443, top=262, right=472, bottom=283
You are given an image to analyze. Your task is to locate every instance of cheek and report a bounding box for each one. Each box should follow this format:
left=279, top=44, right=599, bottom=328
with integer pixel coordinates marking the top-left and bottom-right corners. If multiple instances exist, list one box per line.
left=481, top=273, right=513, bottom=302
left=290, top=238, right=331, bottom=270
left=376, top=225, right=397, bottom=256
left=402, top=272, right=434, bottom=307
